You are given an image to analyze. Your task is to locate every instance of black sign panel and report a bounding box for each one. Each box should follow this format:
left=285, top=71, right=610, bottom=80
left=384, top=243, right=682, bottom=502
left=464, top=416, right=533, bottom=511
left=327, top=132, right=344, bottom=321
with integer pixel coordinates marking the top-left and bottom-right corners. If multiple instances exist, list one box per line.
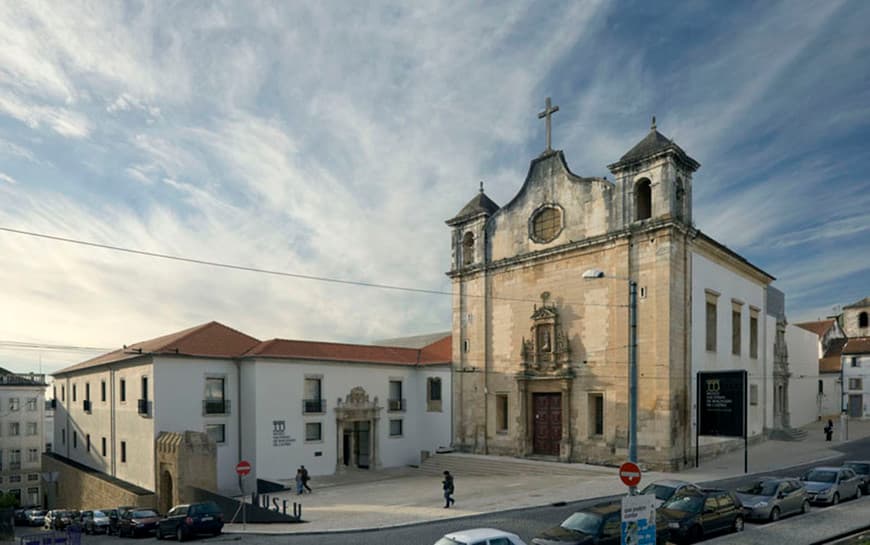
left=697, top=370, right=746, bottom=438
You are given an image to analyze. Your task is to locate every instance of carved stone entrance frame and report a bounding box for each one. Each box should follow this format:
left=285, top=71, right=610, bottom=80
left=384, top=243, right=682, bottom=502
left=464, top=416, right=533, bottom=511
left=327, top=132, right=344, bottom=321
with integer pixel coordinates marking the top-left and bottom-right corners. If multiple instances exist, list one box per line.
left=334, top=387, right=382, bottom=472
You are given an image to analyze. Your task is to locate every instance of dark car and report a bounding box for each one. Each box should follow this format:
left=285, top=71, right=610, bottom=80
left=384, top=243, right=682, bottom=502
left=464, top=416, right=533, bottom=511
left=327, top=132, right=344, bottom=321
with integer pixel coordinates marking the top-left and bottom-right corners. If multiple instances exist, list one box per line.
left=843, top=461, right=870, bottom=493
left=156, top=501, right=224, bottom=541
left=531, top=501, right=668, bottom=545
left=44, top=510, right=77, bottom=531
left=659, top=488, right=744, bottom=544
left=108, top=506, right=133, bottom=536
left=117, top=508, right=161, bottom=537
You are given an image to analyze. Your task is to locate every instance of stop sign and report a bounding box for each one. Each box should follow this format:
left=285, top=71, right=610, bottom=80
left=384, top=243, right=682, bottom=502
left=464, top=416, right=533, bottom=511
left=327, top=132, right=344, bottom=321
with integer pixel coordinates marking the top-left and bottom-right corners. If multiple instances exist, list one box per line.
left=236, top=460, right=252, bottom=476
left=619, top=461, right=641, bottom=487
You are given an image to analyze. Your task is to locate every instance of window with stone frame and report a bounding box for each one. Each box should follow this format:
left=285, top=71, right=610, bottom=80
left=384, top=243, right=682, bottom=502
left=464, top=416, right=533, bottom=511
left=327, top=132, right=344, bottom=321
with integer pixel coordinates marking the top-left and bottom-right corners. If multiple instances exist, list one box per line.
left=732, top=305, right=742, bottom=356
left=750, top=384, right=759, bottom=406
left=496, top=394, right=509, bottom=433
left=537, top=325, right=553, bottom=353
left=530, top=206, right=562, bottom=243
left=9, top=422, right=19, bottom=436
left=389, top=419, right=403, bottom=437
left=25, top=398, right=37, bottom=411
left=205, top=424, right=225, bottom=444
left=860, top=311, right=869, bottom=329
left=705, top=294, right=718, bottom=352
left=305, top=422, right=322, bottom=442
left=462, top=232, right=474, bottom=266
left=749, top=310, right=759, bottom=359
left=635, top=179, right=652, bottom=221
left=849, top=378, right=863, bottom=390
left=426, top=377, right=442, bottom=412
left=588, top=393, right=604, bottom=437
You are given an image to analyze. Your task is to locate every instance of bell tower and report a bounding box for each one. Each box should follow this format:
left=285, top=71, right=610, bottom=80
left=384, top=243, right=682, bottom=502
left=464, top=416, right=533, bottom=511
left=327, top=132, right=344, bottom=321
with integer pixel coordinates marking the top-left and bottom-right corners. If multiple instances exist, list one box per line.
left=446, top=182, right=499, bottom=272
left=607, top=117, right=700, bottom=228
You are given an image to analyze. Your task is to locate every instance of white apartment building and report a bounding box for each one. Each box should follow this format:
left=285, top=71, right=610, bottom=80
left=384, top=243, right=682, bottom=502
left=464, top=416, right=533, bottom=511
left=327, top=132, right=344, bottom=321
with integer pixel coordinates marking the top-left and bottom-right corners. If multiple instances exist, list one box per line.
left=52, top=322, right=451, bottom=495
left=0, top=370, right=46, bottom=507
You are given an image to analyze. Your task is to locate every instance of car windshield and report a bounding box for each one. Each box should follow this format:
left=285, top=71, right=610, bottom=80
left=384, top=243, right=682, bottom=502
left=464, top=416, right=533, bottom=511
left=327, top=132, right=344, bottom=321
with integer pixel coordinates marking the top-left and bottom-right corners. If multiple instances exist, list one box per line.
left=742, top=480, right=780, bottom=496
left=845, top=463, right=869, bottom=474
left=805, top=470, right=837, bottom=483
left=433, top=538, right=463, bottom=545
left=640, top=483, right=677, bottom=501
left=133, top=510, right=158, bottom=518
left=560, top=511, right=603, bottom=534
left=663, top=493, right=704, bottom=513
left=93, top=511, right=105, bottom=517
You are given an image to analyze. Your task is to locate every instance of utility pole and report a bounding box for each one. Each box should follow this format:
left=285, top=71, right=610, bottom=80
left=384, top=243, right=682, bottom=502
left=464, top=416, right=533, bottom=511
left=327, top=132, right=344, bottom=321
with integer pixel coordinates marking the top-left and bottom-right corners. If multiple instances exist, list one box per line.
left=628, top=280, right=638, bottom=487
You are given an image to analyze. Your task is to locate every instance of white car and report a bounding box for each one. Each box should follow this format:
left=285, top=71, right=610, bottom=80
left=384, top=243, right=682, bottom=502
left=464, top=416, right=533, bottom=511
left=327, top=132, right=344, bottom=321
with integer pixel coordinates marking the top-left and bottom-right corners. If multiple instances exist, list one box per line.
left=435, top=528, right=528, bottom=545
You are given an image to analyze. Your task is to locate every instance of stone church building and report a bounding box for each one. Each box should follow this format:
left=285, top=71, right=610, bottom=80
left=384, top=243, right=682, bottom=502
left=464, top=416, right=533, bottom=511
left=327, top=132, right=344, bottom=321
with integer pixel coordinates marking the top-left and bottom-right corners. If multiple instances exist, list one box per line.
left=446, top=107, right=815, bottom=470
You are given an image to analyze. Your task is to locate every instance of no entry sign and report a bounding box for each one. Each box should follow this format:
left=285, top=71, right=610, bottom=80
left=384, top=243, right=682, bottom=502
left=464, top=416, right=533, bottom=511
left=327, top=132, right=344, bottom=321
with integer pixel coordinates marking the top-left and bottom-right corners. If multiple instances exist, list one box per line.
left=619, top=461, right=641, bottom=487
left=236, top=460, right=252, bottom=476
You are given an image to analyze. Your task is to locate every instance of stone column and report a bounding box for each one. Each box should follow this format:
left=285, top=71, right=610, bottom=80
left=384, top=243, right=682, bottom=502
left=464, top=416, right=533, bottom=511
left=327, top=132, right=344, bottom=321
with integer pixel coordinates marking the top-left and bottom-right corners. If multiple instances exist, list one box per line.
left=560, top=379, right=573, bottom=462
left=336, top=419, right=345, bottom=473
left=371, top=418, right=381, bottom=470
left=517, top=379, right=529, bottom=456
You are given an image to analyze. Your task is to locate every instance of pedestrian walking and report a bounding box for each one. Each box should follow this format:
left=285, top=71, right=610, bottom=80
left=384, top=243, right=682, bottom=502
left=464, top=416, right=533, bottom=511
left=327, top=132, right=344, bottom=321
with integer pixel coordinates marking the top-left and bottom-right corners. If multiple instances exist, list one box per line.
left=442, top=470, right=455, bottom=508
left=300, top=465, right=312, bottom=493
left=824, top=419, right=834, bottom=442
left=295, top=468, right=305, bottom=495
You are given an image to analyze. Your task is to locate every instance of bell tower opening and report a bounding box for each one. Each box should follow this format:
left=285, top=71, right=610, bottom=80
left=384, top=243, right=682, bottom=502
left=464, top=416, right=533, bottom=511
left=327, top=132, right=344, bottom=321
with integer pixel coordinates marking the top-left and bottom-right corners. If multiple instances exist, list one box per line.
left=635, top=179, right=652, bottom=221
left=462, top=232, right=475, bottom=266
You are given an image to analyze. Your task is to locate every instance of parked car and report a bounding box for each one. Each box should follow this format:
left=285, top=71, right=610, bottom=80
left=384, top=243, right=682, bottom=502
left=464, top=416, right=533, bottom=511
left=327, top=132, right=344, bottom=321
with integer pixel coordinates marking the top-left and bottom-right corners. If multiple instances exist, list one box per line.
left=156, top=501, right=224, bottom=541
left=435, top=528, right=528, bottom=545
left=842, top=461, right=870, bottom=493
left=802, top=467, right=862, bottom=505
left=117, top=508, right=162, bottom=537
left=658, top=488, right=744, bottom=543
left=639, top=479, right=702, bottom=508
left=44, top=510, right=76, bottom=531
left=14, top=508, right=30, bottom=526
left=735, top=477, right=809, bottom=521
left=25, top=510, right=46, bottom=527
left=108, top=506, right=133, bottom=536
left=82, top=510, right=111, bottom=534
left=531, top=501, right=669, bottom=545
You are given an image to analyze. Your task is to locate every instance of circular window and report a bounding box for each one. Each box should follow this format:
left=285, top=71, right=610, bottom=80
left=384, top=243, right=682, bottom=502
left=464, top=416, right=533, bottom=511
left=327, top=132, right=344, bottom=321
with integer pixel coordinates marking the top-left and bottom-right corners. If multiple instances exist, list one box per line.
left=530, top=206, right=562, bottom=243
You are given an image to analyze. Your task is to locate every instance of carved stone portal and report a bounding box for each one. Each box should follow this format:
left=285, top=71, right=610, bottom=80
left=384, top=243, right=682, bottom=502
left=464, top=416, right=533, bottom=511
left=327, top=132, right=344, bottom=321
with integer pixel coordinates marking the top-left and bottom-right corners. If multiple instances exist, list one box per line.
left=334, top=387, right=382, bottom=472
left=520, top=292, right=573, bottom=378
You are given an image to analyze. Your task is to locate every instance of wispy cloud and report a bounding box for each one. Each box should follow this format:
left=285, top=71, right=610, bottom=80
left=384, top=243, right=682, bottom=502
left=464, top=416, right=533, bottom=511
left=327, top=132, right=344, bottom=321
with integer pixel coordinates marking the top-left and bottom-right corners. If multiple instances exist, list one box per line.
left=0, top=172, right=17, bottom=184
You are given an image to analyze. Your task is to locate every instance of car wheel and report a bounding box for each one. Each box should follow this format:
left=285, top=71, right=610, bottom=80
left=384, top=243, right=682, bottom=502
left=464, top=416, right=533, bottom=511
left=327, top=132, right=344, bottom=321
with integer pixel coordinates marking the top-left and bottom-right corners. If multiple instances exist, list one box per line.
left=213, top=528, right=222, bottom=536
left=801, top=500, right=810, bottom=514
left=832, top=493, right=840, bottom=505
left=177, top=526, right=186, bottom=542
left=733, top=515, right=744, bottom=532
left=769, top=507, right=780, bottom=522
left=856, top=487, right=863, bottom=500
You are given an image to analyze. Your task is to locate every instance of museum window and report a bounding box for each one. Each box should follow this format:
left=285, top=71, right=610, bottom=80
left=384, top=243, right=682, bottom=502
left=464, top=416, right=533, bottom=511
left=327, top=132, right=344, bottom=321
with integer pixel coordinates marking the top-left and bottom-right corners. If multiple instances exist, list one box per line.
left=749, top=311, right=758, bottom=359
left=530, top=205, right=562, bottom=243
left=427, top=377, right=442, bottom=412
left=750, top=384, right=758, bottom=406
left=705, top=299, right=718, bottom=352
left=205, top=376, right=229, bottom=415
left=205, top=424, right=225, bottom=444
left=496, top=394, right=509, bottom=433
left=462, top=232, right=474, bottom=266
left=119, top=379, right=126, bottom=402
left=389, top=419, right=403, bottom=437
left=305, top=422, right=322, bottom=442
left=120, top=441, right=127, bottom=463
left=732, top=303, right=742, bottom=356
left=101, top=380, right=106, bottom=402
left=589, top=393, right=604, bottom=437
left=101, top=437, right=107, bottom=457
left=303, top=377, right=323, bottom=414
left=849, top=378, right=863, bottom=390
left=635, top=179, right=652, bottom=221
left=388, top=380, right=405, bottom=412
left=9, top=397, right=19, bottom=412
left=860, top=311, right=869, bottom=329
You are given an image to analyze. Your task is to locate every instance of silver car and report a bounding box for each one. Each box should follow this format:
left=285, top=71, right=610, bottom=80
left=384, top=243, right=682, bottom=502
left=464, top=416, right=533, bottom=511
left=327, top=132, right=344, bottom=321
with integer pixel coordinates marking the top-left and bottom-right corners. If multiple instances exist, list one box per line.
left=639, top=479, right=702, bottom=508
left=803, top=467, right=863, bottom=505
left=736, top=477, right=809, bottom=521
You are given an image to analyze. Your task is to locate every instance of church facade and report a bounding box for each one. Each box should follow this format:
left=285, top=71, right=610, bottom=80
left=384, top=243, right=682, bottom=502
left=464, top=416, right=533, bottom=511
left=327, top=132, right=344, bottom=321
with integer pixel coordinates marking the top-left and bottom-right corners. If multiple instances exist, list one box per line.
left=446, top=108, right=813, bottom=470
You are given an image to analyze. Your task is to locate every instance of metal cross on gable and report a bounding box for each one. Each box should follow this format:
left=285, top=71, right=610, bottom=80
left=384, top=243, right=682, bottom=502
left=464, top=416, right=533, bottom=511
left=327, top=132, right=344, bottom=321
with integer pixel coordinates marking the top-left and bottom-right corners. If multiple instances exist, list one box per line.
left=537, top=96, right=559, bottom=152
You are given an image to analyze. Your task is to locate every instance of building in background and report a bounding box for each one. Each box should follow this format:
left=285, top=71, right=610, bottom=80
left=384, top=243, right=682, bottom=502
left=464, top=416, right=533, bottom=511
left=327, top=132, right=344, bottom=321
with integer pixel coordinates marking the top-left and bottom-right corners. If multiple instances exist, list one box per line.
left=0, top=369, right=46, bottom=507
left=796, top=318, right=846, bottom=419
left=841, top=297, right=870, bottom=418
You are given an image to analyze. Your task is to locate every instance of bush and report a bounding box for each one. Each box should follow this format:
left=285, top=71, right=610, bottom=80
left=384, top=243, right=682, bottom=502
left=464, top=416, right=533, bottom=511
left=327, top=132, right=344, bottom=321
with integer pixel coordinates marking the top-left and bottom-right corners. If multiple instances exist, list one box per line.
left=0, top=493, right=18, bottom=509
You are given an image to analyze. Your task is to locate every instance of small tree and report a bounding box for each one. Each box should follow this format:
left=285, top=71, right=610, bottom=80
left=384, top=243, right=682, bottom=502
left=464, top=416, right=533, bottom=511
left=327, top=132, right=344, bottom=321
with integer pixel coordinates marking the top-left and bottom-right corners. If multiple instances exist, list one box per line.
left=0, top=492, right=18, bottom=509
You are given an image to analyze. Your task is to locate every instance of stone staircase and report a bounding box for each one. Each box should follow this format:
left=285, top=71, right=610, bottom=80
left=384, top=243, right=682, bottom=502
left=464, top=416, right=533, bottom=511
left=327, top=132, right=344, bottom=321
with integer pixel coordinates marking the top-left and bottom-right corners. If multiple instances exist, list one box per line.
left=769, top=427, right=809, bottom=441
left=416, top=452, right=610, bottom=477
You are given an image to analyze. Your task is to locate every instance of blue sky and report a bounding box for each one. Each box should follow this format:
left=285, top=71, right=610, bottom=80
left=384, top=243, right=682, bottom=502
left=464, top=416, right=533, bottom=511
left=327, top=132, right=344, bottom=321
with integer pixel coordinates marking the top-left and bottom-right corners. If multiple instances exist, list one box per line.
left=0, top=1, right=868, bottom=374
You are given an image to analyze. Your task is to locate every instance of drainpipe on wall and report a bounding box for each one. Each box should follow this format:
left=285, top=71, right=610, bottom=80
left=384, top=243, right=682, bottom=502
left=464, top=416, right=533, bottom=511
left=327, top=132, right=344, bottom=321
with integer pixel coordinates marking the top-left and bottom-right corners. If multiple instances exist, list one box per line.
left=110, top=367, right=116, bottom=477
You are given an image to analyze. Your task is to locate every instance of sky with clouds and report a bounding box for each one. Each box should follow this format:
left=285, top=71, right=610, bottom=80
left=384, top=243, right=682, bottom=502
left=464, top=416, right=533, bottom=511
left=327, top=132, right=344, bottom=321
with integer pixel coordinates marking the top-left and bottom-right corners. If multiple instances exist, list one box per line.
left=1, top=1, right=868, bottom=374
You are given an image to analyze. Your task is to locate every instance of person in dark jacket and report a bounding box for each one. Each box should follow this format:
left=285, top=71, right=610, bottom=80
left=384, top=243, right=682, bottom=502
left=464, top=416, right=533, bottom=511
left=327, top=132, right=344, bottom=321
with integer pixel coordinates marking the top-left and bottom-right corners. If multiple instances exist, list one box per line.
left=300, top=465, right=312, bottom=493
left=442, top=471, right=455, bottom=508
left=825, top=419, right=834, bottom=441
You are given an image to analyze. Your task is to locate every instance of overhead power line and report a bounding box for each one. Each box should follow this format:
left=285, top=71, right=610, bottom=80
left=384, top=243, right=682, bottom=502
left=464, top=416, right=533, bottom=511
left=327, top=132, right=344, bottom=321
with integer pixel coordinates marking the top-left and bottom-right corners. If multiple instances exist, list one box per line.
left=0, top=226, right=626, bottom=308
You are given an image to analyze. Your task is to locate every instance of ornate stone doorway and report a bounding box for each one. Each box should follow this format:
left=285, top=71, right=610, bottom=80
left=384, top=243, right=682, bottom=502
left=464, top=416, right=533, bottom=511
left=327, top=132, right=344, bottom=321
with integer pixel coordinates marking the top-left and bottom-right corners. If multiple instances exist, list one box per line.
left=335, top=387, right=381, bottom=472
left=532, top=393, right=561, bottom=455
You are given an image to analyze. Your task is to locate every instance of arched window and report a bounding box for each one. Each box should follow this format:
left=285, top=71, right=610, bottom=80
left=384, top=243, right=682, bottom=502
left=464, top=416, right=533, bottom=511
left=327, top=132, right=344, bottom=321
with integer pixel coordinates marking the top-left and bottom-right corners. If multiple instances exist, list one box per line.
left=860, top=311, right=869, bottom=329
left=462, top=232, right=474, bottom=266
left=635, top=179, right=652, bottom=221
left=674, top=178, right=684, bottom=219
left=530, top=205, right=562, bottom=243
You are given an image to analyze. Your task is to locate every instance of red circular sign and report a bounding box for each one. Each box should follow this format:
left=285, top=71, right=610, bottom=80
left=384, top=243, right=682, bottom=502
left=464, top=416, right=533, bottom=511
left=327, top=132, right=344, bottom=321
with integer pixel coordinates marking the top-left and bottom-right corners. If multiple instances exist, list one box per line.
left=619, top=462, right=641, bottom=487
left=236, top=460, right=252, bottom=476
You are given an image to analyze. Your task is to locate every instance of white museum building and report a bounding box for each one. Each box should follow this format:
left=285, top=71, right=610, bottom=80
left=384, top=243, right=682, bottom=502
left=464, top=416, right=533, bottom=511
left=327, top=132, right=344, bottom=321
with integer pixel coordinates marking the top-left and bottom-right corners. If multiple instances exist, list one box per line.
left=51, top=322, right=451, bottom=494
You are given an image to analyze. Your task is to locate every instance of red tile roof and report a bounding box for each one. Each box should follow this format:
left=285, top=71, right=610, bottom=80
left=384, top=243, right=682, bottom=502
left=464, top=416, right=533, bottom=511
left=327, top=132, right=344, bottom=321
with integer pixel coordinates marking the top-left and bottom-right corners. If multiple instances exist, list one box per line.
left=244, top=334, right=451, bottom=366
left=796, top=319, right=835, bottom=338
left=819, top=356, right=842, bottom=374
left=843, top=337, right=870, bottom=355
left=54, top=322, right=261, bottom=375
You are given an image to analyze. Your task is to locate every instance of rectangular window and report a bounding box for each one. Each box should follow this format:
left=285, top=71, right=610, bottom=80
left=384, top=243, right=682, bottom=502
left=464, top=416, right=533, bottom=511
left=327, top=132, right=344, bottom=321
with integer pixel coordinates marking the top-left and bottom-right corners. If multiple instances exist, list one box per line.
left=204, top=376, right=228, bottom=415
left=9, top=475, right=20, bottom=483
left=120, top=379, right=126, bottom=402
left=85, top=382, right=91, bottom=402
left=750, top=384, right=759, bottom=406
left=73, top=384, right=77, bottom=402
left=205, top=424, right=225, bottom=444
left=61, top=429, right=65, bottom=445
left=101, top=437, right=107, bottom=457
left=10, top=449, right=20, bottom=470
left=26, top=398, right=37, bottom=411
left=302, top=377, right=323, bottom=413
left=849, top=378, right=863, bottom=390
left=0, top=449, right=3, bottom=470
left=73, top=431, right=77, bottom=449
left=389, top=419, right=403, bottom=437
left=61, top=385, right=65, bottom=401
left=101, top=380, right=107, bottom=402
left=819, top=380, right=824, bottom=395
left=852, top=357, right=860, bottom=368
left=589, top=393, right=604, bottom=436
left=749, top=312, right=758, bottom=359
left=9, top=423, right=19, bottom=436
left=706, top=300, right=717, bottom=351
left=427, top=377, right=443, bottom=412
left=305, top=422, right=322, bottom=442
left=25, top=422, right=37, bottom=436
left=27, top=474, right=39, bottom=482
left=388, top=380, right=404, bottom=412
left=141, top=376, right=149, bottom=402
left=26, top=448, right=38, bottom=463
left=9, top=398, right=19, bottom=412
left=86, top=434, right=91, bottom=452
left=496, top=394, right=509, bottom=432
left=732, top=307, right=742, bottom=356
left=120, top=441, right=127, bottom=463
left=27, top=487, right=38, bottom=505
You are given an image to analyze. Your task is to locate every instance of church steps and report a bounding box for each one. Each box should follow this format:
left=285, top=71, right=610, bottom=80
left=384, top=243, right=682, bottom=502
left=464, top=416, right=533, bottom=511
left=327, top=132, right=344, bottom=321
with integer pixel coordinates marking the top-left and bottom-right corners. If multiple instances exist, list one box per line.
left=416, top=453, right=611, bottom=477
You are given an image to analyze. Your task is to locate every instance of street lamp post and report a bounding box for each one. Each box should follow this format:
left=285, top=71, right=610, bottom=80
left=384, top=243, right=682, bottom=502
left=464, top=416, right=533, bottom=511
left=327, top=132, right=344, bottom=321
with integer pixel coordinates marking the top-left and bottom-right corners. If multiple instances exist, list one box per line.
left=583, top=269, right=638, bottom=491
